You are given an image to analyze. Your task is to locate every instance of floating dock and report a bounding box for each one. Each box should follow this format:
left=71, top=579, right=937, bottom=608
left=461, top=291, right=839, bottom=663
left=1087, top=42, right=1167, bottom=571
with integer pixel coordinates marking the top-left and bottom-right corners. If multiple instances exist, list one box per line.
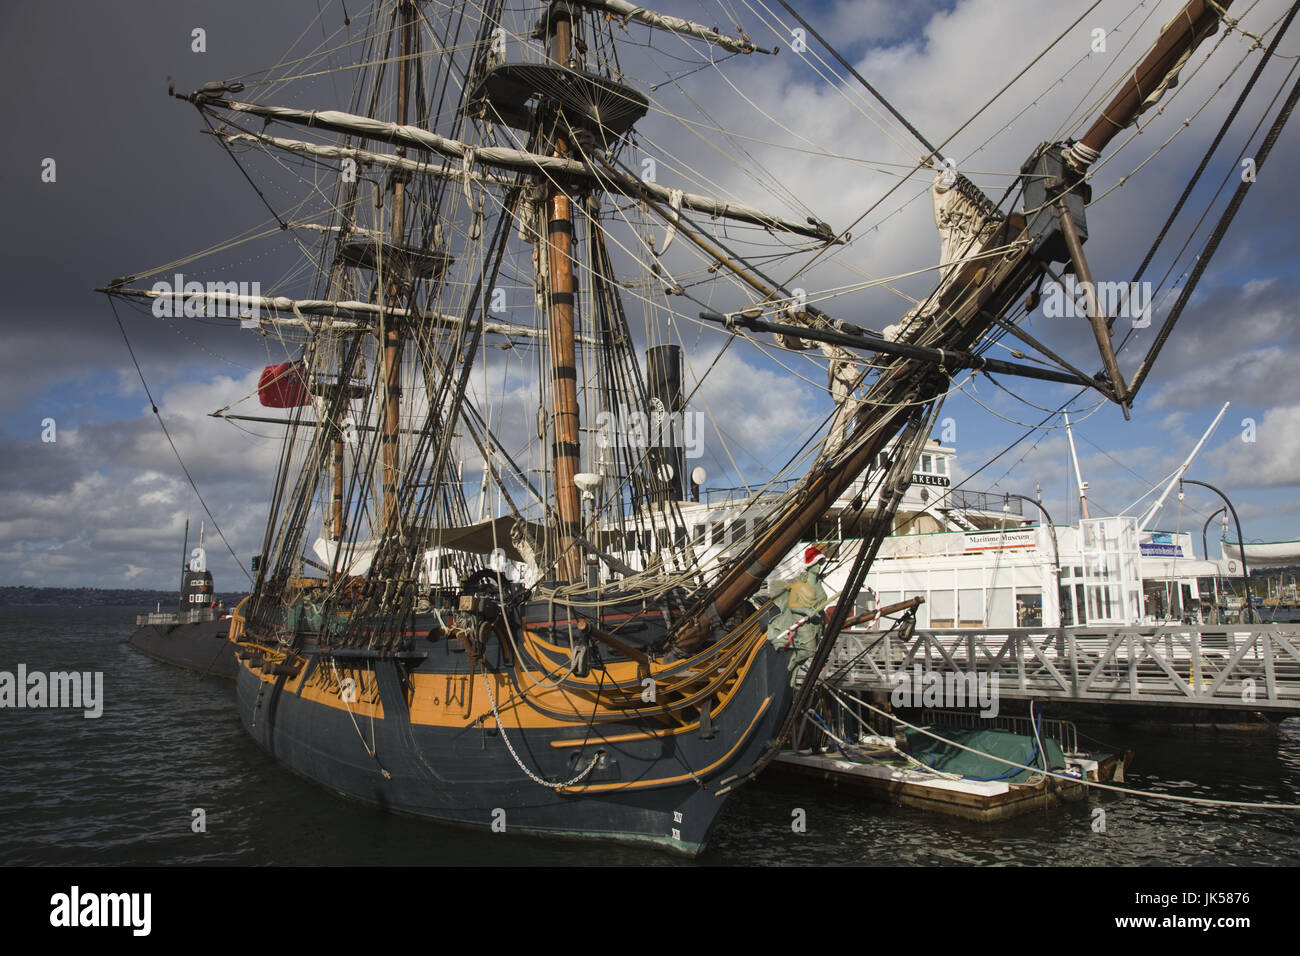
left=772, top=740, right=1130, bottom=822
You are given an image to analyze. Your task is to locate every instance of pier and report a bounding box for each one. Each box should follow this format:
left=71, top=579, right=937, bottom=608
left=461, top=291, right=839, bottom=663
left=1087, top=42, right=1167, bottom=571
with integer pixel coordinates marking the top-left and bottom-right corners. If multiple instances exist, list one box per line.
left=826, top=623, right=1300, bottom=716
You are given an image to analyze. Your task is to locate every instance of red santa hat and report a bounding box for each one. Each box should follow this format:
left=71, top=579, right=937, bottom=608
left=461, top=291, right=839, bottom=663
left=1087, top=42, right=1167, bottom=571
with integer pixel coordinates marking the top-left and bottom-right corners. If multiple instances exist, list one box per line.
left=803, top=545, right=826, bottom=568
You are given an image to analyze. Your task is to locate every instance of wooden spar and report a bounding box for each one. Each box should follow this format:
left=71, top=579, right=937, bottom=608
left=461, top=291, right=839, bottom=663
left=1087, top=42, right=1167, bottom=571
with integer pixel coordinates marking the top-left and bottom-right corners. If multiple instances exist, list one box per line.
left=605, top=153, right=787, bottom=302
left=576, top=619, right=650, bottom=675
left=1056, top=198, right=1130, bottom=415
left=666, top=6, right=1252, bottom=652
left=380, top=1, right=415, bottom=537
left=1052, top=0, right=1236, bottom=414
left=705, top=311, right=1093, bottom=387
left=181, top=97, right=834, bottom=240
left=671, top=0, right=1238, bottom=646
left=1066, top=0, right=1234, bottom=169
left=547, top=8, right=584, bottom=583
left=209, top=411, right=425, bottom=436
left=571, top=0, right=761, bottom=54
left=216, top=131, right=515, bottom=189
left=99, top=286, right=601, bottom=341
left=841, top=595, right=924, bottom=629
left=332, top=428, right=345, bottom=542
left=671, top=214, right=1040, bottom=654
left=672, top=395, right=920, bottom=652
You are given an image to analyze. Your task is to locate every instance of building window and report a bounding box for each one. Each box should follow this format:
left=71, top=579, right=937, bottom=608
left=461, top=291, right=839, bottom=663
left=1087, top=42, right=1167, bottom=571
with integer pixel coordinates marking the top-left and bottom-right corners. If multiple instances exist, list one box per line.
left=1017, top=590, right=1043, bottom=627
left=929, top=590, right=955, bottom=628
left=1059, top=585, right=1075, bottom=626
left=958, top=588, right=984, bottom=628
left=988, top=588, right=1014, bottom=628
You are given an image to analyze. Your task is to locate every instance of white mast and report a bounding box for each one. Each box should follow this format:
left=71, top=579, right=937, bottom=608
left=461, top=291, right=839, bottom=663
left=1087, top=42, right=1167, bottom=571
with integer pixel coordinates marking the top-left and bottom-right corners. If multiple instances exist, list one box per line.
left=1063, top=411, right=1089, bottom=521
left=1138, top=401, right=1230, bottom=531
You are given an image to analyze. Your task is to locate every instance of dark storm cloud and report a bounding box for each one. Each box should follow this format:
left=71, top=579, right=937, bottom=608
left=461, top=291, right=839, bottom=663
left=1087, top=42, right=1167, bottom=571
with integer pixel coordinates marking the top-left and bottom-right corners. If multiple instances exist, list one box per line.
left=1, top=0, right=334, bottom=372
left=2, top=0, right=1298, bottom=588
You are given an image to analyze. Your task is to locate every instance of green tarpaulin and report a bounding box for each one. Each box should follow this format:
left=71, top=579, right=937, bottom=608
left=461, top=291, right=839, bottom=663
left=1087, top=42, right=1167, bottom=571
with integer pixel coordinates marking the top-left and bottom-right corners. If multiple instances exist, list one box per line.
left=905, top=726, right=1066, bottom=783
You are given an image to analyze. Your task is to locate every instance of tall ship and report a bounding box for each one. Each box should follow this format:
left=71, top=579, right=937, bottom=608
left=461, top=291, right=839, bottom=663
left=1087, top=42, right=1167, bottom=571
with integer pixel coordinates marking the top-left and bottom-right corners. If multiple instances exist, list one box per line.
left=101, top=0, right=1291, bottom=853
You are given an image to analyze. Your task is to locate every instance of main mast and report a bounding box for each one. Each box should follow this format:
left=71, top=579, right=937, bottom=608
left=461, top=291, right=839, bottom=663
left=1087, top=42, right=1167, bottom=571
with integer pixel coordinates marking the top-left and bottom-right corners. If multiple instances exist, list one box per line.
left=544, top=4, right=583, bottom=582
left=380, top=0, right=417, bottom=539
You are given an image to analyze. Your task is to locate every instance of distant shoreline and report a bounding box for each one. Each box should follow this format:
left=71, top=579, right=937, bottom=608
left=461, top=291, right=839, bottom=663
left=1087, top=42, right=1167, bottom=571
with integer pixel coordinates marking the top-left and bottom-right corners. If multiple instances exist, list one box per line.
left=0, top=587, right=245, bottom=608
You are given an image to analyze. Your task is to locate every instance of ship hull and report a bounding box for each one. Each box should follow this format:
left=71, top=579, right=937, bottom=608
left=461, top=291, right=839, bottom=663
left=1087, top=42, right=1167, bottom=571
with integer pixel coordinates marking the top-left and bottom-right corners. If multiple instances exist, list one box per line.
left=128, top=619, right=238, bottom=678
left=235, top=640, right=793, bottom=855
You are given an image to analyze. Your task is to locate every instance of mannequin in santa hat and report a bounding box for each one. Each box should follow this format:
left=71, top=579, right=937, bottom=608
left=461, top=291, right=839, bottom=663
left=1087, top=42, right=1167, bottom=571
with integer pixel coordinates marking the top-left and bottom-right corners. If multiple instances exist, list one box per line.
left=766, top=545, right=831, bottom=684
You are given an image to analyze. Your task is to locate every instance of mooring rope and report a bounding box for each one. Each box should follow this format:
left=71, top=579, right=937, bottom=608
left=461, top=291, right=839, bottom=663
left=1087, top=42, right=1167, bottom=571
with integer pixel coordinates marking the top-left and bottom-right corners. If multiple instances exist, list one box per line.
left=828, top=684, right=1300, bottom=811
left=330, top=658, right=390, bottom=779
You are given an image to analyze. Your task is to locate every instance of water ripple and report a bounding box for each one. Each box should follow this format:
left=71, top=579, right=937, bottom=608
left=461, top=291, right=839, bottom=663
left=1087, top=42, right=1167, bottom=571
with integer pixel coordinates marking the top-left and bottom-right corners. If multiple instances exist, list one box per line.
left=3, top=607, right=1298, bottom=865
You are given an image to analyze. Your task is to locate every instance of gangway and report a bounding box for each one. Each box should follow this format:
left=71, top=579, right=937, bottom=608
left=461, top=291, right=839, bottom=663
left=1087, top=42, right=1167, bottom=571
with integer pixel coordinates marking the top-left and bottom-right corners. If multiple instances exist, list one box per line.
left=827, top=624, right=1300, bottom=714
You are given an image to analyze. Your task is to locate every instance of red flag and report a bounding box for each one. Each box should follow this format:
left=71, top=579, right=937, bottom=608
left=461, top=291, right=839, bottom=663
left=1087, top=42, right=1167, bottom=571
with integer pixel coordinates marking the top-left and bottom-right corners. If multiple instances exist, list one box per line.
left=258, top=361, right=310, bottom=408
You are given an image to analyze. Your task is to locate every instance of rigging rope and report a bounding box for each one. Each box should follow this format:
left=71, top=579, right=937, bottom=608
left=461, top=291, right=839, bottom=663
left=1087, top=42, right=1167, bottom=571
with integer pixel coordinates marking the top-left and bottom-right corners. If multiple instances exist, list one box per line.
left=1122, top=0, right=1300, bottom=317
left=109, top=297, right=254, bottom=585
left=1128, top=57, right=1300, bottom=399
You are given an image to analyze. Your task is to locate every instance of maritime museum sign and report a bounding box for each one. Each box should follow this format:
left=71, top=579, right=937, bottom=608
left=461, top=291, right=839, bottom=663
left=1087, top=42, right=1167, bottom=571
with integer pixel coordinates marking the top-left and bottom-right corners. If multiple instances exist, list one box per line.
left=911, top=474, right=950, bottom=487
left=964, top=529, right=1037, bottom=552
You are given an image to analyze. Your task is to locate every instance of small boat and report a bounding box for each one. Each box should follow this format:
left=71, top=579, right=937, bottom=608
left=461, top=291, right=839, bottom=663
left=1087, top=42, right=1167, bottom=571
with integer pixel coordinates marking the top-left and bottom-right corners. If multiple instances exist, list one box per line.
left=127, top=522, right=239, bottom=678
left=1221, top=539, right=1300, bottom=566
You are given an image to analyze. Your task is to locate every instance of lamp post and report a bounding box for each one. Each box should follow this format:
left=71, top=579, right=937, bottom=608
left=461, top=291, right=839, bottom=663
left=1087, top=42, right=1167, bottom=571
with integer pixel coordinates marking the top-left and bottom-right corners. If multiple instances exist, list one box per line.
left=1002, top=491, right=1061, bottom=627
left=1001, top=492, right=1061, bottom=578
left=1181, top=478, right=1253, bottom=622
left=1201, top=506, right=1226, bottom=563
left=1200, top=505, right=1227, bottom=621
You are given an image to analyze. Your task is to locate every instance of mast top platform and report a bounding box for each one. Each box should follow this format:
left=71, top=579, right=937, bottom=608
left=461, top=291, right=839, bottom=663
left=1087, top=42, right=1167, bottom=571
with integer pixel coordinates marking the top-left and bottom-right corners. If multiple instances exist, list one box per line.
left=337, top=238, right=453, bottom=285
left=467, top=63, right=649, bottom=143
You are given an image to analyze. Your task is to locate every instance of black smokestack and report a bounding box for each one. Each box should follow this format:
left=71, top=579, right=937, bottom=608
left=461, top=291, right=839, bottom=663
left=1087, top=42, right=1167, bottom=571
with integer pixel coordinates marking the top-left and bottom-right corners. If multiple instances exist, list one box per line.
left=646, top=344, right=685, bottom=502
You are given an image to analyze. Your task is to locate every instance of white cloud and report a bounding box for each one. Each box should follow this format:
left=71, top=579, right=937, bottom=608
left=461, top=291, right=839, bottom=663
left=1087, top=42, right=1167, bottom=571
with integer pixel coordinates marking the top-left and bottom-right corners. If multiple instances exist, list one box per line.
left=1208, top=404, right=1300, bottom=489
left=7, top=0, right=1299, bottom=586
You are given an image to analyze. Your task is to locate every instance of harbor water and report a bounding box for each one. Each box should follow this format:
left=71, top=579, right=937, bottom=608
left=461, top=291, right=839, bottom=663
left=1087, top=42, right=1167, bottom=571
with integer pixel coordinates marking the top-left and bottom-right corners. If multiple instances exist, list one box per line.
left=2, top=606, right=1298, bottom=866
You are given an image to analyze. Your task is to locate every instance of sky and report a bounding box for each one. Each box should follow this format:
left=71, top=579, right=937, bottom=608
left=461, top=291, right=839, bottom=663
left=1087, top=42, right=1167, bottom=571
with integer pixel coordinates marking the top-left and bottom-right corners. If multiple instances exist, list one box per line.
left=2, top=0, right=1299, bottom=591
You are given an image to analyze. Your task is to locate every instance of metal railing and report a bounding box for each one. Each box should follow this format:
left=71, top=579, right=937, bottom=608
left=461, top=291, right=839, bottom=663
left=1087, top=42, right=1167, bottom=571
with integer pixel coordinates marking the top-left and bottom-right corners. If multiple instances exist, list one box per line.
left=704, top=478, right=797, bottom=507
left=946, top=489, right=1024, bottom=515
left=134, top=608, right=219, bottom=627
left=912, top=707, right=1079, bottom=756
left=825, top=624, right=1300, bottom=713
